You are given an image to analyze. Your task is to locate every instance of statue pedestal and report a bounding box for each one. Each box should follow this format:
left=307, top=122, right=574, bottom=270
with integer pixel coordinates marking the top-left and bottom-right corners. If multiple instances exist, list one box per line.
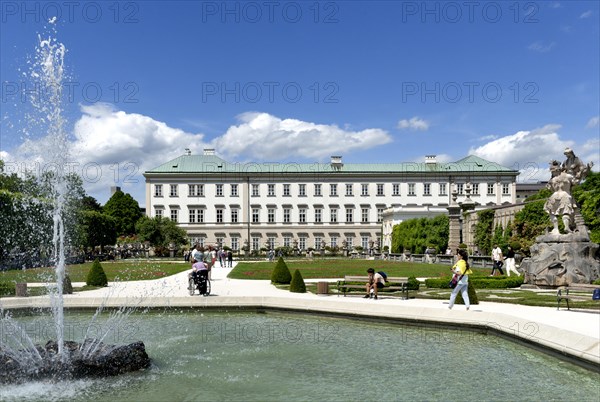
left=521, top=233, right=600, bottom=287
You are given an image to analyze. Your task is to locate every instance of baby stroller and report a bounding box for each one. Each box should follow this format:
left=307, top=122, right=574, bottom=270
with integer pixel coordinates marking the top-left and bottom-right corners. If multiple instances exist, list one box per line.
left=189, top=270, right=211, bottom=296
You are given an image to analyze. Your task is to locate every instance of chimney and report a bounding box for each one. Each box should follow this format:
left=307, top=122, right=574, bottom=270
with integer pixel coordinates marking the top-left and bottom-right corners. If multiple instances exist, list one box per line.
left=184, top=148, right=191, bottom=156
left=425, top=155, right=437, bottom=164
left=203, top=148, right=215, bottom=156
left=330, top=156, right=343, bottom=171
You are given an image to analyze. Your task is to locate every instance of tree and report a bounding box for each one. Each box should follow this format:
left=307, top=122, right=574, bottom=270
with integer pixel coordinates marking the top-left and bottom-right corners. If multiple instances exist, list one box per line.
left=474, top=209, right=494, bottom=255
left=289, top=269, right=306, bottom=293
left=103, top=190, right=142, bottom=236
left=271, top=257, right=292, bottom=284
left=79, top=210, right=118, bottom=251
left=135, top=216, right=187, bottom=248
left=391, top=215, right=449, bottom=254
left=86, top=259, right=108, bottom=287
left=572, top=171, right=600, bottom=243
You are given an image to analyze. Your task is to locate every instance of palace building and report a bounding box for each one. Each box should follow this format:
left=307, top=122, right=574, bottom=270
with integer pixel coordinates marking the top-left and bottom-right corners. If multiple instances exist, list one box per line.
left=143, top=149, right=519, bottom=252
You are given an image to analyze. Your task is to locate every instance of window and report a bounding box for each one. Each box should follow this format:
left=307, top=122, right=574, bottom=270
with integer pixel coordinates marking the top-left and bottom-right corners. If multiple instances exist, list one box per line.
left=170, top=209, right=178, bottom=222
left=502, top=183, right=510, bottom=195
left=170, top=184, right=178, bottom=197
left=231, top=184, right=238, bottom=196
left=216, top=208, right=223, bottom=223
left=252, top=184, right=259, bottom=196
left=268, top=184, right=275, bottom=196
left=216, top=184, right=223, bottom=197
left=330, top=184, right=338, bottom=196
left=314, top=184, right=322, bottom=196
left=216, top=237, right=224, bottom=248
left=283, top=236, right=291, bottom=247
left=361, top=184, right=369, bottom=196
left=267, top=237, right=275, bottom=250
left=376, top=184, right=384, bottom=196
left=299, top=184, right=306, bottom=196
left=423, top=183, right=431, bottom=196
left=362, top=236, right=369, bottom=250
left=346, top=184, right=353, bottom=196
left=299, top=237, right=306, bottom=251
left=487, top=183, right=494, bottom=195
left=231, top=237, right=239, bottom=251
left=392, top=184, right=400, bottom=196
left=346, top=208, right=353, bottom=223
left=188, top=184, right=204, bottom=197
left=252, top=237, right=259, bottom=251
left=189, top=209, right=197, bottom=223
left=314, top=236, right=322, bottom=249
left=268, top=208, right=275, bottom=223
left=361, top=208, right=369, bottom=223
left=347, top=237, right=353, bottom=248
left=457, top=183, right=464, bottom=195
left=330, top=208, right=338, bottom=223
left=314, top=208, right=322, bottom=223
left=283, top=208, right=291, bottom=223
left=330, top=236, right=338, bottom=248
left=439, top=183, right=447, bottom=196
left=377, top=208, right=384, bottom=223
left=155, top=184, right=163, bottom=197
left=408, top=183, right=416, bottom=196
left=155, top=208, right=163, bottom=218
left=231, top=208, right=238, bottom=223
left=472, top=183, right=479, bottom=195
left=252, top=208, right=260, bottom=223
left=283, top=184, right=291, bottom=196
left=299, top=208, right=306, bottom=223
left=189, top=209, right=205, bottom=223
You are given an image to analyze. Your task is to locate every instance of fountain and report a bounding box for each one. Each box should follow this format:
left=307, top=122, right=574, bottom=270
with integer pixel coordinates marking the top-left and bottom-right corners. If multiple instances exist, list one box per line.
left=0, top=20, right=150, bottom=384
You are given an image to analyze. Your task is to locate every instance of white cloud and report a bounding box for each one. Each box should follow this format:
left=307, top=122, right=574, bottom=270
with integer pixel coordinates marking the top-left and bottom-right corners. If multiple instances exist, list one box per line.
left=396, top=116, right=430, bottom=131
left=549, top=2, right=561, bottom=9
left=212, top=112, right=392, bottom=160
left=585, top=116, right=599, bottom=129
left=468, top=124, right=574, bottom=182
left=528, top=41, right=556, bottom=53
left=580, top=10, right=593, bottom=19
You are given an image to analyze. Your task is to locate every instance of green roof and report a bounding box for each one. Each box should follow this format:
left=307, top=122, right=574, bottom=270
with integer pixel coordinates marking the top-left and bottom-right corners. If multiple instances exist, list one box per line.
left=145, top=154, right=516, bottom=175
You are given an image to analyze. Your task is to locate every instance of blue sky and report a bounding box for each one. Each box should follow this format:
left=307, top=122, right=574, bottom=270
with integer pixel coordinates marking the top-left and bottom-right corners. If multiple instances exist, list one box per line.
left=1, top=0, right=599, bottom=206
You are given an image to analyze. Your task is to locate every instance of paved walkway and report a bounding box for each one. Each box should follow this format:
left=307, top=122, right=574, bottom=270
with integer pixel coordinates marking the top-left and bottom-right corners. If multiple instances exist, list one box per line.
left=3, top=262, right=599, bottom=367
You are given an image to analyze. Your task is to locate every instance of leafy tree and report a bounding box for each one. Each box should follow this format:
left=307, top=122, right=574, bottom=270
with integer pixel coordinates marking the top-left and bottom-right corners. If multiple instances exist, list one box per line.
left=79, top=210, right=118, bottom=251
left=511, top=190, right=553, bottom=252
left=572, top=171, right=600, bottom=243
left=473, top=209, right=494, bottom=255
left=391, top=215, right=449, bottom=254
left=492, top=224, right=505, bottom=250
left=135, top=216, right=187, bottom=248
left=103, top=190, right=142, bottom=236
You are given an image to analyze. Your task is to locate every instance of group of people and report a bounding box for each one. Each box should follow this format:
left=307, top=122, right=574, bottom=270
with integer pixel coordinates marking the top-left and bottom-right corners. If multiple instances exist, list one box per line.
left=491, top=244, right=520, bottom=277
left=185, top=244, right=234, bottom=268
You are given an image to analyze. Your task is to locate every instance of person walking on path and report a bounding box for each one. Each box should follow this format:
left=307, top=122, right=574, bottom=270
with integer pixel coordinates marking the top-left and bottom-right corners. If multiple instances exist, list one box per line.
left=448, top=249, right=473, bottom=310
left=505, top=246, right=520, bottom=276
left=227, top=250, right=233, bottom=267
left=490, top=244, right=504, bottom=276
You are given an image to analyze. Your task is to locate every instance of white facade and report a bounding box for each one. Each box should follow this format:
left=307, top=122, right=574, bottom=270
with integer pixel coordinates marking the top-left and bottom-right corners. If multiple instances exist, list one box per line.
left=144, top=151, right=518, bottom=252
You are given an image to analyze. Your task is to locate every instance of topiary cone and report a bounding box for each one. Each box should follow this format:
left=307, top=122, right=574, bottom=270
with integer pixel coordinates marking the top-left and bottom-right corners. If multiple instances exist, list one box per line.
left=456, top=282, right=479, bottom=305
left=289, top=269, right=306, bottom=293
left=86, top=258, right=108, bottom=287
left=270, top=256, right=292, bottom=284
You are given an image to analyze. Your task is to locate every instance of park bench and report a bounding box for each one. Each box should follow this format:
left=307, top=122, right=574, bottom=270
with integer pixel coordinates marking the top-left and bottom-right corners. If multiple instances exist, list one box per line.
left=556, top=284, right=600, bottom=310
left=337, top=275, right=410, bottom=299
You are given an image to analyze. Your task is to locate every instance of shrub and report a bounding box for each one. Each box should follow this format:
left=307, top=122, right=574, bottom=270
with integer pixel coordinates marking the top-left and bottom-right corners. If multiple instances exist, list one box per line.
left=0, top=282, right=15, bottom=296
left=289, top=269, right=306, bottom=293
left=270, top=257, right=292, bottom=284
left=424, top=276, right=523, bottom=289
left=86, top=259, right=108, bottom=287
left=407, top=276, right=420, bottom=291
left=63, top=274, right=73, bottom=294
left=456, top=282, right=479, bottom=305
left=592, top=278, right=600, bottom=285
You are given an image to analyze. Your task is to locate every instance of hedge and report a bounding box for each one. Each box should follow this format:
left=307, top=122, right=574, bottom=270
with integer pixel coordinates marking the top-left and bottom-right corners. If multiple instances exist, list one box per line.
left=425, top=276, right=524, bottom=289
left=0, top=282, right=15, bottom=296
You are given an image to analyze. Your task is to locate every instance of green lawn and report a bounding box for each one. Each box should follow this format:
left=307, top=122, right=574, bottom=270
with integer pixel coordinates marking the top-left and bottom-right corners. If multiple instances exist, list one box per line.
left=228, top=258, right=490, bottom=280
left=0, top=260, right=190, bottom=283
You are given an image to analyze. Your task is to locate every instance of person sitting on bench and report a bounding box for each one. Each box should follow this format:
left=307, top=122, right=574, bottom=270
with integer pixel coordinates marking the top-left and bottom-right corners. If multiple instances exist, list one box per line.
left=364, top=268, right=385, bottom=300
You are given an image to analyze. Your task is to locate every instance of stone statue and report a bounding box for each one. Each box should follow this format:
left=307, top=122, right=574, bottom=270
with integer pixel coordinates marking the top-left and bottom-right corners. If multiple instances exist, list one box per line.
left=544, top=160, right=575, bottom=235
left=520, top=148, right=599, bottom=287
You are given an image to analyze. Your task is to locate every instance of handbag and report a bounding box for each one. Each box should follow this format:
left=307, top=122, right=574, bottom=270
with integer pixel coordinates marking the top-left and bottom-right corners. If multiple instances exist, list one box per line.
left=448, top=271, right=466, bottom=289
